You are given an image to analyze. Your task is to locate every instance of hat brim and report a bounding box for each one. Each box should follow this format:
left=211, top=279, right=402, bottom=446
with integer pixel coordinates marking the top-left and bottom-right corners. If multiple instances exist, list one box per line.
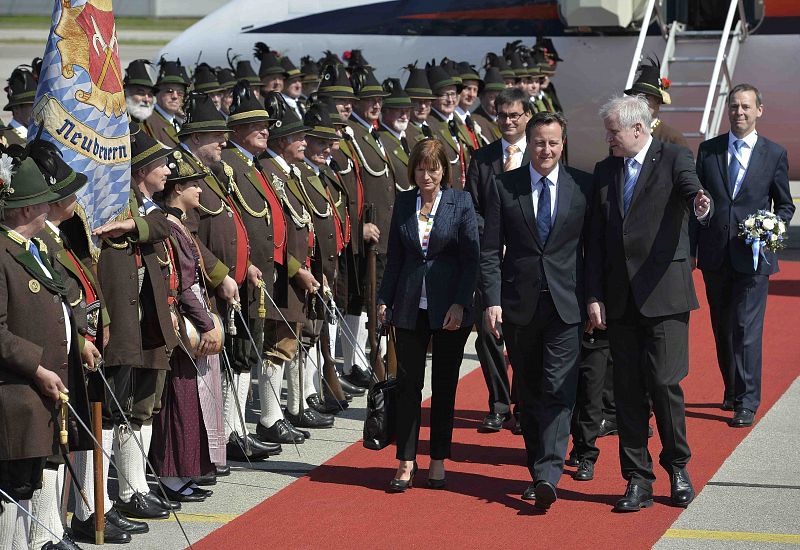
left=227, top=110, right=273, bottom=127
left=52, top=171, right=89, bottom=200
left=306, top=126, right=339, bottom=140
left=177, top=121, right=229, bottom=137
left=3, top=94, right=35, bottom=111
left=268, top=121, right=312, bottom=138
left=125, top=79, right=155, bottom=89
left=131, top=142, right=172, bottom=171
left=318, top=88, right=358, bottom=101
left=624, top=85, right=663, bottom=102
left=5, top=189, right=62, bottom=208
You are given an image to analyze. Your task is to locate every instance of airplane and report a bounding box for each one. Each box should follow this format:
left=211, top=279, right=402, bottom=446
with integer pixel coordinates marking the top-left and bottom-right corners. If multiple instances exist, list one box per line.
left=160, top=0, right=800, bottom=176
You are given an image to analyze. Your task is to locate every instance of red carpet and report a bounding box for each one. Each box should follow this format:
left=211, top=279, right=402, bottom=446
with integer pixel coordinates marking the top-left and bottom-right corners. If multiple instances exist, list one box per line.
left=196, top=264, right=800, bottom=550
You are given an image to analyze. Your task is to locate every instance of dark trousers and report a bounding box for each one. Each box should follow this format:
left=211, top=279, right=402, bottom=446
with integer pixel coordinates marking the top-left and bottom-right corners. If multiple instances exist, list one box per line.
left=394, top=309, right=471, bottom=461
left=102, top=366, right=167, bottom=429
left=608, top=295, right=691, bottom=486
left=570, top=345, right=611, bottom=463
left=505, top=292, right=580, bottom=486
left=703, top=263, right=769, bottom=412
left=602, top=358, right=616, bottom=420
left=473, top=289, right=512, bottom=415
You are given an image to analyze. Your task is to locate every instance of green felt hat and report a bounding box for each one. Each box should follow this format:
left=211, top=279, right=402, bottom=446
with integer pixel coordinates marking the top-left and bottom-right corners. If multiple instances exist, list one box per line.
left=0, top=152, right=60, bottom=214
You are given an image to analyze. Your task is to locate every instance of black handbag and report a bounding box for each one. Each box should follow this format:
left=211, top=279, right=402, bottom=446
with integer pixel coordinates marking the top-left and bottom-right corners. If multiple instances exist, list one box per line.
left=363, top=326, right=398, bottom=450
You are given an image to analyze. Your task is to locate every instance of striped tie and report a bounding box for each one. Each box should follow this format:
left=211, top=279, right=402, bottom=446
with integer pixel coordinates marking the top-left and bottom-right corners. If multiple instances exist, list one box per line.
left=504, top=144, right=520, bottom=172
left=623, top=158, right=638, bottom=216
left=728, top=139, right=744, bottom=196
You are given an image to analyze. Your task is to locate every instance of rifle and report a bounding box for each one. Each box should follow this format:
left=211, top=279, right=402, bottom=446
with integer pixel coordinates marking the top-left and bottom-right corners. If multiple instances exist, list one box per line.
left=365, top=203, right=386, bottom=382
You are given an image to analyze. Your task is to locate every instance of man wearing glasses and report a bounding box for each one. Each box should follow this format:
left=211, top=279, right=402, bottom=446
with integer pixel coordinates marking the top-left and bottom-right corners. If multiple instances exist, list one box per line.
left=142, top=58, right=189, bottom=147
left=465, top=87, right=533, bottom=434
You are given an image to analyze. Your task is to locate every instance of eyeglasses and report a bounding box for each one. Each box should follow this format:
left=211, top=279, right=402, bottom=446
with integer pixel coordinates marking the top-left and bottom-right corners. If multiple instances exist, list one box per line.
left=437, top=92, right=458, bottom=100
left=497, top=112, right=525, bottom=122
left=164, top=88, right=185, bottom=97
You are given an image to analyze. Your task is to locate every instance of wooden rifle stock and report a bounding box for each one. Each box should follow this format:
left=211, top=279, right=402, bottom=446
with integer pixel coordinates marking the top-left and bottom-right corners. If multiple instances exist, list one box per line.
left=365, top=203, right=386, bottom=381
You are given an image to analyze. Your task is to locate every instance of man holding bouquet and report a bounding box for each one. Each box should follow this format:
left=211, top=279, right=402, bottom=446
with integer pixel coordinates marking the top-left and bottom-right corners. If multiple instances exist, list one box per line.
left=694, top=83, right=795, bottom=427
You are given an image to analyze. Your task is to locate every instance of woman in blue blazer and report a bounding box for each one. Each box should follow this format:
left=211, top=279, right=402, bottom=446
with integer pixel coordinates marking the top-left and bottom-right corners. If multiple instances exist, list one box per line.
left=378, top=139, right=480, bottom=491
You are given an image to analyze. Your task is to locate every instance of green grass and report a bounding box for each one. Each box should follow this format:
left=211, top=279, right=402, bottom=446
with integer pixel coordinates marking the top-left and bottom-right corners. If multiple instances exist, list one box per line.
left=0, top=15, right=199, bottom=31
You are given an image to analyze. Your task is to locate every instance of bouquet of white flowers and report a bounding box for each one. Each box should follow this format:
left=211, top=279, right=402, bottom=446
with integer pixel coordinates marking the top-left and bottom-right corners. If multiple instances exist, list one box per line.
left=738, top=210, right=787, bottom=270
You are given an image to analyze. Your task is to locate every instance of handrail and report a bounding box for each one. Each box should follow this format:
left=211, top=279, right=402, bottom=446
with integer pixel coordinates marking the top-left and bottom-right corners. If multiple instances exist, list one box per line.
left=699, top=0, right=741, bottom=135
left=625, top=0, right=658, bottom=90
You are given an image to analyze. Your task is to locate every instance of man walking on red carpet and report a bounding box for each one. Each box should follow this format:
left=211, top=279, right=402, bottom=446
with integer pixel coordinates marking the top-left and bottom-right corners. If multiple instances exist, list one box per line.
left=693, top=83, right=795, bottom=428
left=586, top=95, right=712, bottom=512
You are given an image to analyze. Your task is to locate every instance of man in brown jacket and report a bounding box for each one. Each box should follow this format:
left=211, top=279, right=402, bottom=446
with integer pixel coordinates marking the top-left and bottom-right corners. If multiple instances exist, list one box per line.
left=142, top=58, right=189, bottom=147
left=0, top=152, right=76, bottom=548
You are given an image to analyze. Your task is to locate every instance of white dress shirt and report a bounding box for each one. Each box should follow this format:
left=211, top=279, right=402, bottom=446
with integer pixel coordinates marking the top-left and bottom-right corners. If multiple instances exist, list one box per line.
left=728, top=129, right=758, bottom=198
left=9, top=118, right=27, bottom=139
left=529, top=162, right=560, bottom=225
left=624, top=135, right=653, bottom=188
left=154, top=103, right=176, bottom=126
left=266, top=148, right=291, bottom=174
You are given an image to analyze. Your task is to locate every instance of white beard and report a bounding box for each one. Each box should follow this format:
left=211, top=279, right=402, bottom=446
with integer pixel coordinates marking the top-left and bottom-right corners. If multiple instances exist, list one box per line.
left=126, top=97, right=154, bottom=121
left=392, top=120, right=409, bottom=133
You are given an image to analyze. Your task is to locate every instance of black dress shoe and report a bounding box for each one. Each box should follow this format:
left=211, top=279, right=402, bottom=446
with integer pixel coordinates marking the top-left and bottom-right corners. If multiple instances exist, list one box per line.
left=342, top=367, right=372, bottom=389
left=256, top=419, right=305, bottom=444
left=41, top=533, right=84, bottom=549
left=479, top=412, right=509, bottom=432
left=388, top=462, right=417, bottom=493
left=730, top=408, right=755, bottom=428
left=190, top=485, right=213, bottom=497
left=216, top=464, right=231, bottom=477
left=565, top=450, right=580, bottom=467
left=286, top=408, right=335, bottom=429
left=670, top=469, right=695, bottom=507
left=337, top=376, right=366, bottom=396
left=510, top=412, right=523, bottom=435
left=70, top=513, right=132, bottom=544
left=308, top=393, right=347, bottom=415
left=522, top=483, right=536, bottom=501
left=106, top=508, right=148, bottom=534
left=142, top=489, right=180, bottom=511
left=598, top=418, right=618, bottom=437
left=114, top=491, right=170, bottom=519
left=427, top=476, right=446, bottom=489
left=721, top=399, right=734, bottom=411
left=226, top=433, right=271, bottom=461
left=249, top=434, right=282, bottom=455
left=613, top=482, right=653, bottom=512
left=191, top=472, right=217, bottom=486
left=573, top=460, right=594, bottom=481
left=533, top=481, right=557, bottom=510
left=161, top=483, right=207, bottom=503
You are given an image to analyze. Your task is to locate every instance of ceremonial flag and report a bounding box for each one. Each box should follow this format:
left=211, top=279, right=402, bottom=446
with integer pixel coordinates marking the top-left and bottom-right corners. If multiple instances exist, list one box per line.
left=30, top=0, right=130, bottom=254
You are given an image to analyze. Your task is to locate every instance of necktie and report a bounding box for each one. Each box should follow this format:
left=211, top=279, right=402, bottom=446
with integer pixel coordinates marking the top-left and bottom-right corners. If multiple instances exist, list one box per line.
left=253, top=156, right=264, bottom=172
left=447, top=119, right=458, bottom=137
left=465, top=114, right=475, bottom=132
left=623, top=158, right=638, bottom=216
left=728, top=139, right=744, bottom=196
left=504, top=144, right=520, bottom=172
left=400, top=134, right=410, bottom=156
left=537, top=177, right=551, bottom=245
left=421, top=124, right=433, bottom=139
left=28, top=241, right=44, bottom=267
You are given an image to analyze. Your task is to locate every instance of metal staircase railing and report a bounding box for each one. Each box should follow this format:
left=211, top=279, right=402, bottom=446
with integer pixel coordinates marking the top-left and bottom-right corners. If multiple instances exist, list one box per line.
left=626, top=0, right=750, bottom=141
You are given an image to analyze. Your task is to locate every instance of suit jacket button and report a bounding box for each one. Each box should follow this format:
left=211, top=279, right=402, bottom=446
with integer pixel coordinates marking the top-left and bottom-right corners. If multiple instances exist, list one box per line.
left=589, top=337, right=595, bottom=344
left=268, top=235, right=273, bottom=241
left=723, top=225, right=728, bottom=231
left=130, top=299, right=136, bottom=305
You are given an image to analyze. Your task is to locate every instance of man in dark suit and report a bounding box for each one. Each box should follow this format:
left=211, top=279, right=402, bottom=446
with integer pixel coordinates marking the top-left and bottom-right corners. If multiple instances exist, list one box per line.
left=481, top=111, right=591, bottom=510
left=466, top=87, right=532, bottom=433
left=586, top=95, right=712, bottom=512
left=694, top=83, right=795, bottom=427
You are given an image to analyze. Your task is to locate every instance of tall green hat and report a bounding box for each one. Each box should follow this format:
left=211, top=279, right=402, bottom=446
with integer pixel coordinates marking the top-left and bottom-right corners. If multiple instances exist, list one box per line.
left=350, top=66, right=389, bottom=99
left=124, top=59, right=155, bottom=89
left=0, top=149, right=60, bottom=215
left=26, top=138, right=88, bottom=200
left=280, top=56, right=303, bottom=79
left=532, top=47, right=553, bottom=75
left=625, top=55, right=671, bottom=105
left=215, top=67, right=236, bottom=90
left=382, top=78, right=412, bottom=108
left=155, top=57, right=190, bottom=89
left=300, top=56, right=320, bottom=84
left=192, top=63, right=224, bottom=94
left=130, top=121, right=171, bottom=171
left=253, top=43, right=284, bottom=79
left=457, top=62, right=482, bottom=84
left=536, top=36, right=563, bottom=62
left=318, top=50, right=342, bottom=68
left=263, top=92, right=311, bottom=139
left=484, top=52, right=515, bottom=80
left=227, top=80, right=273, bottom=127
left=317, top=64, right=356, bottom=100
left=439, top=58, right=463, bottom=86
left=345, top=49, right=372, bottom=71
left=403, top=64, right=436, bottom=100
left=425, top=63, right=459, bottom=94
left=4, top=65, right=37, bottom=111
left=480, top=68, right=506, bottom=93
left=303, top=103, right=338, bottom=140
left=178, top=93, right=229, bottom=136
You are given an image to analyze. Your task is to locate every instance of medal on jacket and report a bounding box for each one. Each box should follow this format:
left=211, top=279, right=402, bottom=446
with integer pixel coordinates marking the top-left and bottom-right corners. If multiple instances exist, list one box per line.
left=29, top=279, right=40, bottom=293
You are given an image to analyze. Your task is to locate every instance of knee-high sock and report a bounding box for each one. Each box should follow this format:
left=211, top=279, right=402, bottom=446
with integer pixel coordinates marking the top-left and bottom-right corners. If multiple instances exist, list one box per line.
left=73, top=429, right=113, bottom=522
left=285, top=357, right=302, bottom=415
left=259, top=360, right=285, bottom=427
left=342, top=313, right=368, bottom=374
left=140, top=423, right=153, bottom=488
left=302, top=348, right=320, bottom=398
left=328, top=321, right=338, bottom=360
left=114, top=425, right=148, bottom=502
left=222, top=370, right=235, bottom=439
left=236, top=372, right=252, bottom=435
left=0, top=498, right=28, bottom=550
left=28, top=466, right=64, bottom=547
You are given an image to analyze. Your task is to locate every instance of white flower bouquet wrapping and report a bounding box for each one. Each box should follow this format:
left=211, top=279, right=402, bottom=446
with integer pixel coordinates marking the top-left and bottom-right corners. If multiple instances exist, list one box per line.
left=738, top=209, right=787, bottom=270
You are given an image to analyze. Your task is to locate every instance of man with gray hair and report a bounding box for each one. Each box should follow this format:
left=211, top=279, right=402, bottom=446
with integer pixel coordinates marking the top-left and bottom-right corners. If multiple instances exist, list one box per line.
left=586, top=95, right=712, bottom=512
